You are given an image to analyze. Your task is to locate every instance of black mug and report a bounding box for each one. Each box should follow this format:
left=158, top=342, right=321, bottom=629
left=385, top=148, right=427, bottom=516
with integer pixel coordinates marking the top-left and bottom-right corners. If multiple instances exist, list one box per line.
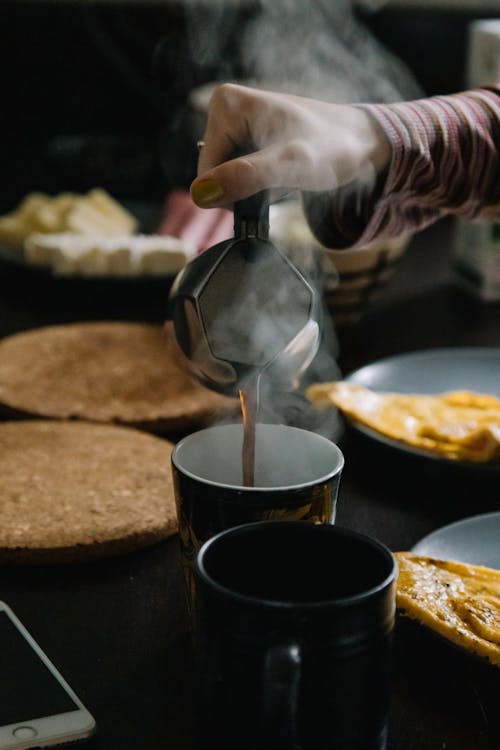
left=171, top=423, right=344, bottom=607
left=194, top=521, right=397, bottom=750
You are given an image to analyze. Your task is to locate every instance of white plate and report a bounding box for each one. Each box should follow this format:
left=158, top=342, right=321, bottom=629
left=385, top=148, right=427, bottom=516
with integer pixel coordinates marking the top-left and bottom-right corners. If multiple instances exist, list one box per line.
left=345, top=347, right=500, bottom=468
left=412, top=512, right=500, bottom=569
left=0, top=202, right=175, bottom=280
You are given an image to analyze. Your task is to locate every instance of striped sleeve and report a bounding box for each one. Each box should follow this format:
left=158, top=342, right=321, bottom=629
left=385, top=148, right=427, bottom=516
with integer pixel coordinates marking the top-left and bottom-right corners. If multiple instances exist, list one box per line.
left=302, top=86, right=500, bottom=249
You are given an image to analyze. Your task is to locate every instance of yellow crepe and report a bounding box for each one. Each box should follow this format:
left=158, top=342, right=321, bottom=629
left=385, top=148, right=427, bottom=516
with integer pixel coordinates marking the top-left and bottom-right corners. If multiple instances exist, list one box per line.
left=306, top=381, right=500, bottom=463
left=396, top=552, right=500, bottom=666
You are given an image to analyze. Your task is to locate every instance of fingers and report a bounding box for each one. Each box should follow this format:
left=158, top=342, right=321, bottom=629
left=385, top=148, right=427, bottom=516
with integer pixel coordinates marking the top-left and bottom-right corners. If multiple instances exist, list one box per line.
left=191, top=140, right=337, bottom=208
left=191, top=83, right=296, bottom=207
left=191, top=149, right=276, bottom=207
left=196, top=84, right=256, bottom=176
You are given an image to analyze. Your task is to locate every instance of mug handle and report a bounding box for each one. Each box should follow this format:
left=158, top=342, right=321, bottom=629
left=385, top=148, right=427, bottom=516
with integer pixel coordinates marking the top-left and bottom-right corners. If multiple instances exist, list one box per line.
left=261, top=641, right=302, bottom=750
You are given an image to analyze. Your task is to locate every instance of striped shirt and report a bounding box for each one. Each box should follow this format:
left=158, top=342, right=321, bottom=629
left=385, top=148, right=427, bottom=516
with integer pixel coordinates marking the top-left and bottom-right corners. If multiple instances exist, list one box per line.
left=303, top=86, right=500, bottom=249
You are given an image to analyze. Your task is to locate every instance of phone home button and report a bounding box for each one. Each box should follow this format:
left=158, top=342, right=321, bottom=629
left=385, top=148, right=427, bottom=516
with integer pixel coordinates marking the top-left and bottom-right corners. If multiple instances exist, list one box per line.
left=12, top=726, right=38, bottom=740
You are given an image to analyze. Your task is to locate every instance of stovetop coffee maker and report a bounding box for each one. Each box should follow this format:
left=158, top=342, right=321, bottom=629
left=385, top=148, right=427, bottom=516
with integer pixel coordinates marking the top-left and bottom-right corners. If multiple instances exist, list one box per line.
left=169, top=190, right=321, bottom=396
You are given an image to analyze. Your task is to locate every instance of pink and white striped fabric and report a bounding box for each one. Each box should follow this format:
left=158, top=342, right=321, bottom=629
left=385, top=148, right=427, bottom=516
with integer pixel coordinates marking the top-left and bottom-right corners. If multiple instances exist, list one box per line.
left=304, top=85, right=500, bottom=249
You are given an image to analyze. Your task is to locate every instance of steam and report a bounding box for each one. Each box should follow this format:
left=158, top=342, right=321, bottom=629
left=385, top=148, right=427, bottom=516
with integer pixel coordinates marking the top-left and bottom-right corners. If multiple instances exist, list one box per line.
left=183, top=0, right=236, bottom=70
left=197, top=254, right=344, bottom=439
left=256, top=311, right=343, bottom=443
left=183, top=0, right=422, bottom=105
left=179, top=0, right=423, bottom=436
left=240, top=0, right=422, bottom=104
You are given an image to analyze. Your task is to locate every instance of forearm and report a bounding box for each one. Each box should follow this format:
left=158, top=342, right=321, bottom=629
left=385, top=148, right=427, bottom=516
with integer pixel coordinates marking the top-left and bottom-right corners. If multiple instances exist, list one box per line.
left=304, top=86, right=500, bottom=249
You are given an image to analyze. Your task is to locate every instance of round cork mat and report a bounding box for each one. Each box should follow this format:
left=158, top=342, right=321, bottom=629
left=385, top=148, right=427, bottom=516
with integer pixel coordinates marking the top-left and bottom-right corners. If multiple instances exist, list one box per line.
left=0, top=321, right=234, bottom=433
left=0, top=420, right=177, bottom=563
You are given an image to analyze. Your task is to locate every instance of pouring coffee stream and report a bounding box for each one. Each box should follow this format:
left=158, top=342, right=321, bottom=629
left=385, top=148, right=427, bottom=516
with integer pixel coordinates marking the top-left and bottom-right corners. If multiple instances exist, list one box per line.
left=169, top=186, right=322, bottom=486
left=239, top=378, right=259, bottom=487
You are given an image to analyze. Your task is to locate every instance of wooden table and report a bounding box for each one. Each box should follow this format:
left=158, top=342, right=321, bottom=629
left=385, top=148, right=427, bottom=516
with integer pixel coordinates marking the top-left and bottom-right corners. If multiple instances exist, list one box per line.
left=0, top=217, right=499, bottom=749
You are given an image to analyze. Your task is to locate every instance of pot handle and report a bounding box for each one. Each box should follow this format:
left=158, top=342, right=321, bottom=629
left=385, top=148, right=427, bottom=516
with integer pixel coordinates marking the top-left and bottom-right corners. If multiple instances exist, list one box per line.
left=232, top=147, right=270, bottom=239
left=261, top=641, right=301, bottom=750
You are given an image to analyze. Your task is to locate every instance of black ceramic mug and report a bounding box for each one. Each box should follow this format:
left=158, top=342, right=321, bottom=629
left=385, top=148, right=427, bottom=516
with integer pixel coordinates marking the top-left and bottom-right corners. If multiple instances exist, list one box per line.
left=194, top=521, right=397, bottom=750
left=171, top=423, right=344, bottom=606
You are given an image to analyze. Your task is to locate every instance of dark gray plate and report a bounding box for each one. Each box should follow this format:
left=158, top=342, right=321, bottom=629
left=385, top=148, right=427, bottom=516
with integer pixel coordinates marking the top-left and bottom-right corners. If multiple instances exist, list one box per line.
left=0, top=243, right=24, bottom=266
left=345, top=347, right=500, bottom=469
left=412, top=511, right=500, bottom=568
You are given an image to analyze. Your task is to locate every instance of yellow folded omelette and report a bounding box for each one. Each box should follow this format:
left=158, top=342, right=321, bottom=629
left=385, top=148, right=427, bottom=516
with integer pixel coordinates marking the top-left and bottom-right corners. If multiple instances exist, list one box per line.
left=396, top=552, right=500, bottom=666
left=306, top=381, right=500, bottom=463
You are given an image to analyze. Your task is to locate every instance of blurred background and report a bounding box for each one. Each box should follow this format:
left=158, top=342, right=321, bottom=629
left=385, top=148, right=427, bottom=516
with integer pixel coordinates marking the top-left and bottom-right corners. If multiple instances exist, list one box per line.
left=2, top=0, right=500, bottom=214
left=0, top=0, right=499, bottom=439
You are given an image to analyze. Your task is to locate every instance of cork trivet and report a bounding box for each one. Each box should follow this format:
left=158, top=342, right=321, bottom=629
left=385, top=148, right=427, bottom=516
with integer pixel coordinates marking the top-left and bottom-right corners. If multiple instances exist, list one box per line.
left=0, top=420, right=177, bottom=563
left=0, top=321, right=234, bottom=432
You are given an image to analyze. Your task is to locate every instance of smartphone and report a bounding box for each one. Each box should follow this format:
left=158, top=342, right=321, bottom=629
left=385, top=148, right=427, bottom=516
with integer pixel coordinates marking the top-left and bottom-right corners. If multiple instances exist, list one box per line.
left=0, top=601, right=96, bottom=749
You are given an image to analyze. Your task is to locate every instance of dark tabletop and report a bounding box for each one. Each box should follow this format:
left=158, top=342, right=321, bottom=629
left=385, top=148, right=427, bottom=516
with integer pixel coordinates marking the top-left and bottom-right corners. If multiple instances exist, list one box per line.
left=0, top=217, right=499, bottom=750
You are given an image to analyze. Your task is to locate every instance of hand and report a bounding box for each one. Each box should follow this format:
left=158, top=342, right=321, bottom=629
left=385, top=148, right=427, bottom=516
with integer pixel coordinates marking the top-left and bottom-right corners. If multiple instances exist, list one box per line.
left=190, top=84, right=391, bottom=208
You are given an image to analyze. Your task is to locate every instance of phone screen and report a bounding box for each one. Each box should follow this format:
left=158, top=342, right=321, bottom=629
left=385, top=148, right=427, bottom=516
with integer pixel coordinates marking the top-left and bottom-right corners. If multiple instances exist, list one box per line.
left=0, top=611, right=78, bottom=726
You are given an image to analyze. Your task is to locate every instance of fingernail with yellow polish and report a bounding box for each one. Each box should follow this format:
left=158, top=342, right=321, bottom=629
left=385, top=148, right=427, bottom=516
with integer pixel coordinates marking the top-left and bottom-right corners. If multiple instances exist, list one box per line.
left=191, top=178, right=224, bottom=207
